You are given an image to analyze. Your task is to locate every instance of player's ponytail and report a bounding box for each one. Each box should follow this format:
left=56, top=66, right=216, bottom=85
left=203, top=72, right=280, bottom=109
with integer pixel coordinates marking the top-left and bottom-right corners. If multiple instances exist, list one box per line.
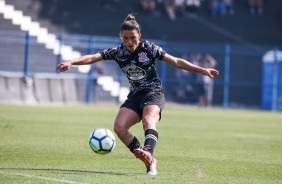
left=120, top=13, right=141, bottom=38
left=124, top=14, right=136, bottom=22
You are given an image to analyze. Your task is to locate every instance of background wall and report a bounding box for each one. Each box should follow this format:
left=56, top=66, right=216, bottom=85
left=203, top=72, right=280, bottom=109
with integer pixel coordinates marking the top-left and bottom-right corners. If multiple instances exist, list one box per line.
left=0, top=0, right=281, bottom=110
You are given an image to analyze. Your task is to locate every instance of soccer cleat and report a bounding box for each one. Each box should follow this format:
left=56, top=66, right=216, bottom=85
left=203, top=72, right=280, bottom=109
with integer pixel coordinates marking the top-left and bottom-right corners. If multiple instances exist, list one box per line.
left=133, top=148, right=157, bottom=175
left=133, top=148, right=153, bottom=167
left=146, top=158, right=157, bottom=176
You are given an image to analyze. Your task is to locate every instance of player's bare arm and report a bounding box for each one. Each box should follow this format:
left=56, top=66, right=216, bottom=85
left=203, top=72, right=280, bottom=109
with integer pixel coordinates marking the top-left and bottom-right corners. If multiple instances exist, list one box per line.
left=162, top=53, right=219, bottom=78
left=56, top=53, right=103, bottom=72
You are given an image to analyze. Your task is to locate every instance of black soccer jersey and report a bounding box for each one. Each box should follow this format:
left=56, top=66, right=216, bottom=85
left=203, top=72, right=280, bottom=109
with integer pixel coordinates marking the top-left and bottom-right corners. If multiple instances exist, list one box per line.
left=100, top=40, right=166, bottom=92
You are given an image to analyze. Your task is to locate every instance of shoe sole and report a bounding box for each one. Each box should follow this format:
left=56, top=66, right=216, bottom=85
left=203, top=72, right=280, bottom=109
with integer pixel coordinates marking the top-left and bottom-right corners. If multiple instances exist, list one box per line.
left=133, top=149, right=153, bottom=167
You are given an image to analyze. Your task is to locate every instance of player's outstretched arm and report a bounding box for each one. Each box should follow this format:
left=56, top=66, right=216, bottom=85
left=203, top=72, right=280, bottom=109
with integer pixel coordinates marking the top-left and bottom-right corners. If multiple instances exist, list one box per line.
left=200, top=68, right=219, bottom=78
left=162, top=53, right=219, bottom=78
left=56, top=53, right=103, bottom=72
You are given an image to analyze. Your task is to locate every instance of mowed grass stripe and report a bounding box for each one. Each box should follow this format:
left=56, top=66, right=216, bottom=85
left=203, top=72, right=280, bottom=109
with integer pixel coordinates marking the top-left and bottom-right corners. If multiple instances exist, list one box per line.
left=0, top=105, right=281, bottom=184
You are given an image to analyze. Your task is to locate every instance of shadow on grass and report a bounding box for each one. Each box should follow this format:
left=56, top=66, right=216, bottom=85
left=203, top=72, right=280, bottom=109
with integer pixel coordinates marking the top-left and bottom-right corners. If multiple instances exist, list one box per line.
left=0, top=167, right=136, bottom=176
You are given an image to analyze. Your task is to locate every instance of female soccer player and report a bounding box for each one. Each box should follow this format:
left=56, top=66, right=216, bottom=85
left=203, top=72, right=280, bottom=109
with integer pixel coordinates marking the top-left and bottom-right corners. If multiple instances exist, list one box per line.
left=56, top=14, right=219, bottom=176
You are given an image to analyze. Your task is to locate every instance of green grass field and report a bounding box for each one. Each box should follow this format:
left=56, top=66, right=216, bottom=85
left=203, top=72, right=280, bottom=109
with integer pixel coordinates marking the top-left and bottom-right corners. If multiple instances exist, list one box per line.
left=0, top=104, right=281, bottom=184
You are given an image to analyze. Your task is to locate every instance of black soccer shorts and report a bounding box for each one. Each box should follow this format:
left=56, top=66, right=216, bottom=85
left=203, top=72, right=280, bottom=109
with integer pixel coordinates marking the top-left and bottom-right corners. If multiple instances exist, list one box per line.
left=120, top=91, right=165, bottom=120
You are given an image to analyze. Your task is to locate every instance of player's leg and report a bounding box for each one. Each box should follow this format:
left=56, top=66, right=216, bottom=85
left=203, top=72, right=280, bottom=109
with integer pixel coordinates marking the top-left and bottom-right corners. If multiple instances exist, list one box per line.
left=114, top=107, right=141, bottom=152
left=133, top=105, right=160, bottom=175
left=141, top=91, right=165, bottom=154
left=133, top=91, right=165, bottom=175
left=142, top=105, right=160, bottom=153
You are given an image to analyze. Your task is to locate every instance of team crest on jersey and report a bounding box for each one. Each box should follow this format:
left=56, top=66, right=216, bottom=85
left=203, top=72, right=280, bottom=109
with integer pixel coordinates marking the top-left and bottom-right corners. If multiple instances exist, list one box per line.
left=138, top=52, right=150, bottom=64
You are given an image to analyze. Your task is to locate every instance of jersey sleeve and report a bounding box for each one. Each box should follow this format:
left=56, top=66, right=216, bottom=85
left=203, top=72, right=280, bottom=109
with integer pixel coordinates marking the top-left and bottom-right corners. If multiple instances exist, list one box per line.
left=151, top=43, right=166, bottom=60
left=100, top=47, right=118, bottom=60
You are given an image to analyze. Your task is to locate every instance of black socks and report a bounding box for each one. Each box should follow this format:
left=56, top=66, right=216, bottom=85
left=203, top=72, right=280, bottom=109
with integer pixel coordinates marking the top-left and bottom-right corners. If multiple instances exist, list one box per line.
left=144, top=129, right=158, bottom=154
left=127, top=129, right=158, bottom=155
left=127, top=136, right=141, bottom=153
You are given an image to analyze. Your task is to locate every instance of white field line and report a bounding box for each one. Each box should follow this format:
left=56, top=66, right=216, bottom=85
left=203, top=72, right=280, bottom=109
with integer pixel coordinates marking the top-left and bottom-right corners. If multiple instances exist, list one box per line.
left=0, top=171, right=86, bottom=184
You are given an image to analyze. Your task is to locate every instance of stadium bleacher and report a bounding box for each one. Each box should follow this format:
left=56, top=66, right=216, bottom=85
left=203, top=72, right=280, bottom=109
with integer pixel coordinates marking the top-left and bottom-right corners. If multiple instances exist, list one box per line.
left=1, top=0, right=281, bottom=45
left=0, top=0, right=281, bottom=109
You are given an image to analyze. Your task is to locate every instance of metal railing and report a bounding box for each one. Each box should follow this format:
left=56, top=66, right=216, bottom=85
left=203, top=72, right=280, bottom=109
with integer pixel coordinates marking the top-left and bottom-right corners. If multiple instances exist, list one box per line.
left=0, top=29, right=281, bottom=110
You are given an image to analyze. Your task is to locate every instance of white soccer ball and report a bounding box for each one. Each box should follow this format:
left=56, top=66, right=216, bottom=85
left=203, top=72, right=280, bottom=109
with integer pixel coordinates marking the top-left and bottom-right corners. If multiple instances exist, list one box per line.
left=89, top=128, right=116, bottom=155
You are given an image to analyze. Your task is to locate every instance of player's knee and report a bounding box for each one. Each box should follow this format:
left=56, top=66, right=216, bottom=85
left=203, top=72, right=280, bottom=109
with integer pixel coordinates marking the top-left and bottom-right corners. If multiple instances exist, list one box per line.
left=114, top=121, right=126, bottom=136
left=113, top=123, right=121, bottom=135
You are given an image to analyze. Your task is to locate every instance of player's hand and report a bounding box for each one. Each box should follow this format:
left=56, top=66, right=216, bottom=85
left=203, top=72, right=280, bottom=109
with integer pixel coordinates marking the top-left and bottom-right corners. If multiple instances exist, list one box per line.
left=202, top=68, right=219, bottom=78
left=56, top=61, right=72, bottom=72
